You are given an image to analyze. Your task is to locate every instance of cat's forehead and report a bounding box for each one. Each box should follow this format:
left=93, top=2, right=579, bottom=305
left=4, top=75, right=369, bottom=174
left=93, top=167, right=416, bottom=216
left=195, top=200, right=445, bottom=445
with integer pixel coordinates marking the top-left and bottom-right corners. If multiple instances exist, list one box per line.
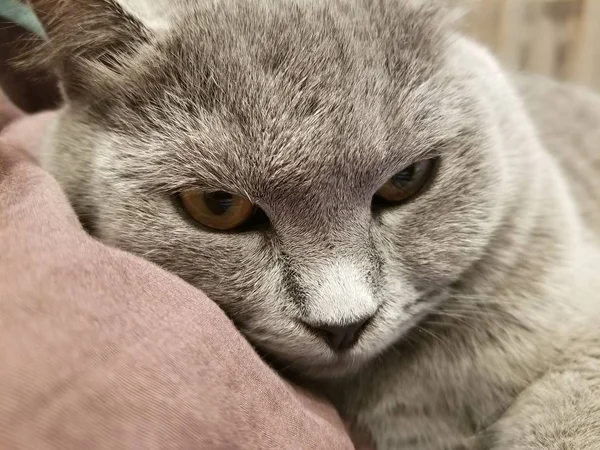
left=115, top=0, right=451, bottom=121
left=167, top=0, right=448, bottom=90
left=98, top=0, right=469, bottom=198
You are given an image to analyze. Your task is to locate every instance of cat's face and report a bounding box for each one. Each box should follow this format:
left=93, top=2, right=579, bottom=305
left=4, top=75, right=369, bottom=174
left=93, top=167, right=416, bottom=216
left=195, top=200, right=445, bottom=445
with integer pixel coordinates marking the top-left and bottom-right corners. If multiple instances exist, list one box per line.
left=40, top=0, right=507, bottom=377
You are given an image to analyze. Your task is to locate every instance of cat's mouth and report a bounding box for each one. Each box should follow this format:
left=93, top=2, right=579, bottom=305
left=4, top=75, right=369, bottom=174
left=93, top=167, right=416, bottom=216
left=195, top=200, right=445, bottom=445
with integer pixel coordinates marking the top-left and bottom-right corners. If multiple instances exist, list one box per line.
left=251, top=314, right=413, bottom=379
left=296, top=307, right=381, bottom=351
left=248, top=321, right=381, bottom=378
left=252, top=289, right=449, bottom=379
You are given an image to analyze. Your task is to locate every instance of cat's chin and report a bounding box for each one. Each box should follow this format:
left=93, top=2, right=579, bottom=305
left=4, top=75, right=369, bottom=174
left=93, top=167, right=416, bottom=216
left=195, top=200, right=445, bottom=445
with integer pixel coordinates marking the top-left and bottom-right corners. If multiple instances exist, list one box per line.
left=309, top=353, right=388, bottom=379
left=263, top=348, right=377, bottom=379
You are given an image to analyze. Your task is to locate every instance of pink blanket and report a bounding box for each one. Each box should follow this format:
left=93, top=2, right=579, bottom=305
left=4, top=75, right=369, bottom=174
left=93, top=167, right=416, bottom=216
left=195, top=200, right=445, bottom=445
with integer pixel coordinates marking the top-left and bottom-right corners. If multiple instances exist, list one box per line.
left=0, top=90, right=367, bottom=449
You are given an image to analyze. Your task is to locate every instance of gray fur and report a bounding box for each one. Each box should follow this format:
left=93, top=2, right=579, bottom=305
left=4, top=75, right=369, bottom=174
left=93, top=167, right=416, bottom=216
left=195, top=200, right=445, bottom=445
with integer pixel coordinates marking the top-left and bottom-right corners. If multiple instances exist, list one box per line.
left=32, top=0, right=600, bottom=448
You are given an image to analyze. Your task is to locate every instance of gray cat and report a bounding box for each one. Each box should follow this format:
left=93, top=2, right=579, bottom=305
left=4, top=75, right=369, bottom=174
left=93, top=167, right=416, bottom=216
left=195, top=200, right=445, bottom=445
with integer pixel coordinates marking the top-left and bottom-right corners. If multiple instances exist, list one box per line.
left=29, top=0, right=600, bottom=448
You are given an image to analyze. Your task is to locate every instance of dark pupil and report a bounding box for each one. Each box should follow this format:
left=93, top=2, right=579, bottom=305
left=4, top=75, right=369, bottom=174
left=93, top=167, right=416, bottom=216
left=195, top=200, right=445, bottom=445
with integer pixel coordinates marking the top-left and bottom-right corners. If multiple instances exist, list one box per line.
left=204, top=191, right=233, bottom=215
left=391, top=165, right=415, bottom=187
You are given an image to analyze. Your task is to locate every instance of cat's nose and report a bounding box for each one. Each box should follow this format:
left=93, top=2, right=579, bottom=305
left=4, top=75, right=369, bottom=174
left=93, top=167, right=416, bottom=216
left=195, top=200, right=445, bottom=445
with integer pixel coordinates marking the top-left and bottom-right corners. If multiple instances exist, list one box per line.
left=311, top=318, right=370, bottom=352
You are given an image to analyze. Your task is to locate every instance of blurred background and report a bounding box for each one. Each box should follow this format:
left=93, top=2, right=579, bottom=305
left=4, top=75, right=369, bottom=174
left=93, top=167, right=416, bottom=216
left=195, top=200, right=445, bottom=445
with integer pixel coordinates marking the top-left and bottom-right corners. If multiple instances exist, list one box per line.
left=466, top=0, right=600, bottom=90
left=0, top=0, right=599, bottom=112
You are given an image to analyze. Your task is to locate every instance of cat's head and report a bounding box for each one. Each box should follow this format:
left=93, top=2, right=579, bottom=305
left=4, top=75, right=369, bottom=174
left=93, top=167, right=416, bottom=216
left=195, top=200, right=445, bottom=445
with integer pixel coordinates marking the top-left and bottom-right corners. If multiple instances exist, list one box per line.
left=34, top=0, right=513, bottom=377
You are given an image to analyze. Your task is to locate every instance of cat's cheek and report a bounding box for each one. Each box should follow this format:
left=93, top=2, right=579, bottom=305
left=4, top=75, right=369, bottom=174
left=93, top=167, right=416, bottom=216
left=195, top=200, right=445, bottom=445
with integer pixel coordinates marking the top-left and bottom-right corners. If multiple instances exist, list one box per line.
left=374, top=195, right=496, bottom=292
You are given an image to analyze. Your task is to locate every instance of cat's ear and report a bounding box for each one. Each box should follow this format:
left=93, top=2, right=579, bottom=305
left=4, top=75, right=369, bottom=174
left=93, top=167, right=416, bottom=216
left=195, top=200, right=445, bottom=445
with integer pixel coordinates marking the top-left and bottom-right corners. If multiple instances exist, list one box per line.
left=26, top=0, right=167, bottom=100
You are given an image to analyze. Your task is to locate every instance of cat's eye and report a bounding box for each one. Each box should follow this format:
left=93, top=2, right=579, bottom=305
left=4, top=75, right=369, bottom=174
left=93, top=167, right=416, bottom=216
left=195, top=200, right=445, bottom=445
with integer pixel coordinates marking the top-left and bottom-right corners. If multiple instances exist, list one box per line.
left=375, top=159, right=436, bottom=204
left=180, top=189, right=256, bottom=231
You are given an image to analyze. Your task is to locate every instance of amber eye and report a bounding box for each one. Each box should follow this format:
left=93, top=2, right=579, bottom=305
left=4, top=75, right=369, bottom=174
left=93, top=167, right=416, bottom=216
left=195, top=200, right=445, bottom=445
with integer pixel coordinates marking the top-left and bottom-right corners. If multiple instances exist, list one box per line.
left=375, top=159, right=436, bottom=204
left=180, top=189, right=255, bottom=230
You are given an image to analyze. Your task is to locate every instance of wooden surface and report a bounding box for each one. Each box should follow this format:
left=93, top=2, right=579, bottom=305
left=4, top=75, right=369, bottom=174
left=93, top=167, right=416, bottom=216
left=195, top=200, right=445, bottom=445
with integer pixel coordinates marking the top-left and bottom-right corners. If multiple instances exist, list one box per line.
left=466, top=0, right=600, bottom=90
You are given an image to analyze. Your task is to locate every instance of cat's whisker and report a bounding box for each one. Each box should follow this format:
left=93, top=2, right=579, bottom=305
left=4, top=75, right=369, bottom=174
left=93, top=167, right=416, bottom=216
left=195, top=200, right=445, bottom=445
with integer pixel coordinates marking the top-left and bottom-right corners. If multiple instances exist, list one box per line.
left=415, top=325, right=461, bottom=361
